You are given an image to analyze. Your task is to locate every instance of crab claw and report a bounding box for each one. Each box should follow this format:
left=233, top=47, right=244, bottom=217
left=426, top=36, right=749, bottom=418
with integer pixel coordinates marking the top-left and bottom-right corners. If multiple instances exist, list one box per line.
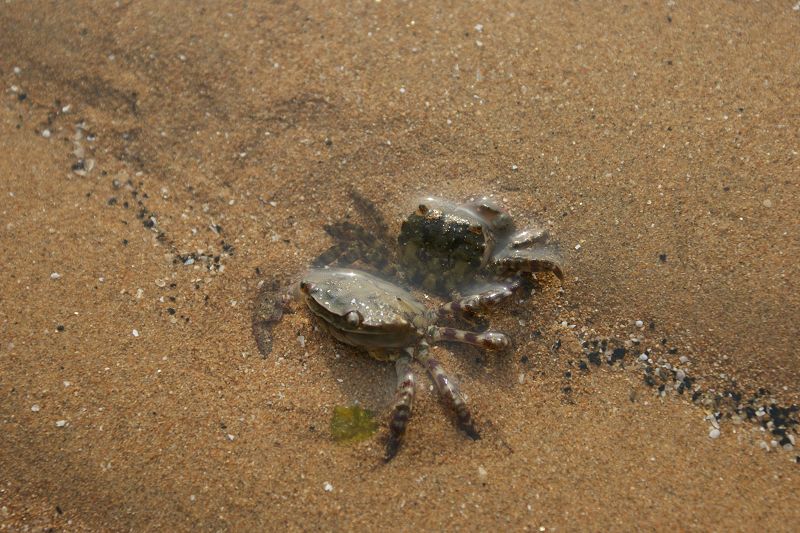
left=492, top=228, right=564, bottom=281
left=466, top=196, right=513, bottom=232
left=499, top=246, right=564, bottom=280
left=508, top=227, right=550, bottom=248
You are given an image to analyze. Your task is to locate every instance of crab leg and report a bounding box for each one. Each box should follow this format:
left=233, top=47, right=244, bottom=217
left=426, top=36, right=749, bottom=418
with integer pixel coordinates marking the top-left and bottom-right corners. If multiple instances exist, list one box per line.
left=437, top=279, right=521, bottom=318
left=493, top=243, right=564, bottom=281
left=415, top=342, right=479, bottom=439
left=386, top=352, right=417, bottom=461
left=428, top=326, right=509, bottom=351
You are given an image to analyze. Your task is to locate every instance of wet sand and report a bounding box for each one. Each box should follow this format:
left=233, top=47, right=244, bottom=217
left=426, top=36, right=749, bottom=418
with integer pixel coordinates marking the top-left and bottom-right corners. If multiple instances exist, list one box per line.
left=1, top=1, right=798, bottom=530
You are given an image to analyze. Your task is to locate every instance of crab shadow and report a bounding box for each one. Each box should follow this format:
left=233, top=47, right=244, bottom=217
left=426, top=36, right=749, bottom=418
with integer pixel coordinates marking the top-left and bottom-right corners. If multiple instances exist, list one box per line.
left=320, top=343, right=397, bottom=413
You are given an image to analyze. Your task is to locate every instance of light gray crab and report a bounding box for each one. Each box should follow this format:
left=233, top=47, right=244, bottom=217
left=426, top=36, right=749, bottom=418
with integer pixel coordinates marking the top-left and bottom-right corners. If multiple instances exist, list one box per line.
left=252, top=193, right=564, bottom=458
left=299, top=267, right=508, bottom=460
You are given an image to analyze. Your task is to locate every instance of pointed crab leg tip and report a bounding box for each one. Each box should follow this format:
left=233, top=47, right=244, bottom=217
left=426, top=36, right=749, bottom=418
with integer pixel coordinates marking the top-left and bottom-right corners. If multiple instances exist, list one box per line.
left=384, top=443, right=400, bottom=462
left=463, top=425, right=481, bottom=440
left=485, top=332, right=510, bottom=351
left=536, top=260, right=564, bottom=281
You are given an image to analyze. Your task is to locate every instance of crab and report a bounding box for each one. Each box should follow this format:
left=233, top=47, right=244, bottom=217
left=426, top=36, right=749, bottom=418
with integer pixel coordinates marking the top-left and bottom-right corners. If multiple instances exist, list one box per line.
left=298, top=267, right=509, bottom=460
left=315, top=192, right=563, bottom=313
left=251, top=192, right=564, bottom=458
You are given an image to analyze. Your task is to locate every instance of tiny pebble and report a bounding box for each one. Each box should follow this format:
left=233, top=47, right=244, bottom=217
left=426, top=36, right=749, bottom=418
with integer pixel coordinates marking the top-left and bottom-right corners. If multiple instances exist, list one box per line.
left=679, top=356, right=689, bottom=364
left=675, top=370, right=686, bottom=382
left=478, top=466, right=488, bottom=481
left=50, top=272, right=61, bottom=280
left=324, top=482, right=333, bottom=492
left=41, top=129, right=51, bottom=138
left=31, top=404, right=41, bottom=412
left=297, top=335, right=306, bottom=348
left=635, top=320, right=644, bottom=328
left=518, top=373, right=525, bottom=384
left=639, top=353, right=648, bottom=361
left=574, top=244, right=581, bottom=251
left=227, top=434, right=235, bottom=441
left=132, top=329, right=139, bottom=337
left=709, top=428, right=720, bottom=439
left=155, top=279, right=166, bottom=288
left=55, top=420, right=68, bottom=428
left=762, top=199, right=772, bottom=208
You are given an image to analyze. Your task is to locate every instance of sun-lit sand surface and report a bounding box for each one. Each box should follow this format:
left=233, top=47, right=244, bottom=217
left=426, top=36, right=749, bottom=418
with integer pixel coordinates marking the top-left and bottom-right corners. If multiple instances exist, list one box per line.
left=1, top=1, right=798, bottom=530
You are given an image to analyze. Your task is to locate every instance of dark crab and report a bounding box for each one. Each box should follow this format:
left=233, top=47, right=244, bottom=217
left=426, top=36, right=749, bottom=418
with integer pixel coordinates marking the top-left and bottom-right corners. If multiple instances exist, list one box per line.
left=315, top=193, right=563, bottom=315
left=397, top=196, right=563, bottom=294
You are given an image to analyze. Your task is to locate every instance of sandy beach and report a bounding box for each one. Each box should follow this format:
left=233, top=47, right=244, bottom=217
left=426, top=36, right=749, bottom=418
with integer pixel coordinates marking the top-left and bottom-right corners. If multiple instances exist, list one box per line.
left=1, top=1, right=798, bottom=530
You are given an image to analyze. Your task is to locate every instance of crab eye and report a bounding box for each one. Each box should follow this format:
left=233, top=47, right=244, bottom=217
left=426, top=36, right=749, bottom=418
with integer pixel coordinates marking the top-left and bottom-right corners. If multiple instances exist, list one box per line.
left=475, top=204, right=500, bottom=216
left=299, top=281, right=315, bottom=293
left=417, top=204, right=429, bottom=215
left=509, top=228, right=548, bottom=248
left=468, top=198, right=511, bottom=230
left=345, top=311, right=361, bottom=326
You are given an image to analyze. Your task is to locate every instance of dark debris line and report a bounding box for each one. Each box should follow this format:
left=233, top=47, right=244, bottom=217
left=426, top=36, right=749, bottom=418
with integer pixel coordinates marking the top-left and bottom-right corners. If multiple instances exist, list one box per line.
left=573, top=332, right=798, bottom=452
left=106, top=176, right=235, bottom=273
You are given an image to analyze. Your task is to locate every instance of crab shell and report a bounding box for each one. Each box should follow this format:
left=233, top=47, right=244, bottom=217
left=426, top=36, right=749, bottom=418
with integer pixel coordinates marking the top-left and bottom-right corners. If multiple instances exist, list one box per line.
left=397, top=196, right=563, bottom=294
left=299, top=268, right=431, bottom=351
